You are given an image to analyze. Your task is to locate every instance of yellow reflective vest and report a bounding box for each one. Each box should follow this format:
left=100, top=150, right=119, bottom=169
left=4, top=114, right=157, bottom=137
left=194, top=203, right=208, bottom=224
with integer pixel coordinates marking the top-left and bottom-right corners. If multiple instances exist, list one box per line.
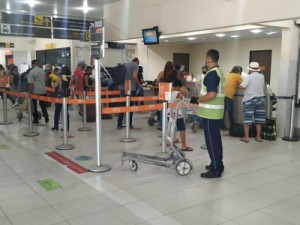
left=197, top=67, right=225, bottom=119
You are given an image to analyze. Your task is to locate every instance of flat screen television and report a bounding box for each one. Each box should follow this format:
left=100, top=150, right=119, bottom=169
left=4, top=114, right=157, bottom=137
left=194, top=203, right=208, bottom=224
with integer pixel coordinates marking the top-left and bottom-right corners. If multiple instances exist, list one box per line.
left=142, top=27, right=159, bottom=45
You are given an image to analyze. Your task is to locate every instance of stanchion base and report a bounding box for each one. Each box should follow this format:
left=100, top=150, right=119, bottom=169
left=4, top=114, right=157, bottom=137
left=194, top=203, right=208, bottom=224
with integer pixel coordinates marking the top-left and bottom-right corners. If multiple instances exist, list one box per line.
left=0, top=121, right=13, bottom=125
left=23, top=132, right=39, bottom=137
left=282, top=136, right=299, bottom=142
left=88, top=164, right=111, bottom=173
left=78, top=127, right=92, bottom=131
left=120, top=137, right=136, bottom=143
left=200, top=144, right=207, bottom=150
left=56, top=144, right=75, bottom=150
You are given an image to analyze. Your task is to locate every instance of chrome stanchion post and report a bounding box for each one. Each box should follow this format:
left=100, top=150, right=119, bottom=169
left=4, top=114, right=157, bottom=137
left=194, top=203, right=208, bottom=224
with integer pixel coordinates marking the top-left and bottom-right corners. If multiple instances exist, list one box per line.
left=0, top=91, right=12, bottom=125
left=120, top=95, right=136, bottom=142
left=88, top=58, right=111, bottom=172
left=78, top=90, right=92, bottom=131
left=59, top=111, right=63, bottom=124
left=161, top=101, right=167, bottom=153
left=282, top=95, right=299, bottom=142
left=56, top=98, right=75, bottom=150
left=23, top=93, right=39, bottom=136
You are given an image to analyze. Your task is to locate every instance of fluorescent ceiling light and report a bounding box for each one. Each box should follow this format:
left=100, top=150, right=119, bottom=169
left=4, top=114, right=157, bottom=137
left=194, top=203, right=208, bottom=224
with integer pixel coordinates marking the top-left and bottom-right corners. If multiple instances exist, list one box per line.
left=251, top=29, right=263, bottom=33
left=187, top=37, right=197, bottom=40
left=230, top=35, right=241, bottom=38
left=267, top=31, right=278, bottom=35
left=215, top=33, right=226, bottom=37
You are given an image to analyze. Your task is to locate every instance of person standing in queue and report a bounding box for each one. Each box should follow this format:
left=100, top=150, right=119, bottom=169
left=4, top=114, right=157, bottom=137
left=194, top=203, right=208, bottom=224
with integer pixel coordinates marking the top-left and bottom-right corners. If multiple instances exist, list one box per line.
left=28, top=59, right=49, bottom=124
left=117, top=58, right=140, bottom=129
left=190, top=49, right=225, bottom=178
left=51, top=66, right=72, bottom=131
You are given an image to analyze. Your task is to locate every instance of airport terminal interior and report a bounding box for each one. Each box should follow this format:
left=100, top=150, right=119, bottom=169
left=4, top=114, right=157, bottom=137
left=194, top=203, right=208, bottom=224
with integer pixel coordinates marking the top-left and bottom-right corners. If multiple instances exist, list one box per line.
left=1, top=0, right=300, bottom=225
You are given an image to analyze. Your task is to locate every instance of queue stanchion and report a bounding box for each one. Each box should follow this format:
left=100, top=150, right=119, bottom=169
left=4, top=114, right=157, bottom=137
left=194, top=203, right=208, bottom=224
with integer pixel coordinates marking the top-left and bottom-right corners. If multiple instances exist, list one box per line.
left=88, top=55, right=111, bottom=172
left=59, top=111, right=63, bottom=124
left=161, top=101, right=168, bottom=153
left=282, top=95, right=299, bottom=142
left=120, top=95, right=136, bottom=143
left=78, top=91, right=92, bottom=131
left=0, top=91, right=13, bottom=125
left=56, top=97, right=75, bottom=150
left=23, top=93, right=39, bottom=137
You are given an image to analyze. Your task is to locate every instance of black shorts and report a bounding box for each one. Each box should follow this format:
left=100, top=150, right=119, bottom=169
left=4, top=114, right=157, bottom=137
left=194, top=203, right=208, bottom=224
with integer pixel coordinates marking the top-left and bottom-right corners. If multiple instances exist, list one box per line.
left=176, top=118, right=185, bottom=131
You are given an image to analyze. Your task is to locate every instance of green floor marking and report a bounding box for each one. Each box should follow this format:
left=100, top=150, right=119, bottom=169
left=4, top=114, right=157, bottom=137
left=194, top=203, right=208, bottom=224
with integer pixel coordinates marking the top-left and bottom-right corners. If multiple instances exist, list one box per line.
left=38, top=178, right=62, bottom=191
left=0, top=145, right=10, bottom=150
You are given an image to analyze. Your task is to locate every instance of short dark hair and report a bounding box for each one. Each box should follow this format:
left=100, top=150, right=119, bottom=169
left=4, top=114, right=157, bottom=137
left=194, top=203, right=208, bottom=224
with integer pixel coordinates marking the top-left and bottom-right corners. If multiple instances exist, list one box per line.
left=31, top=59, right=39, bottom=65
left=132, top=58, right=139, bottom=63
left=230, top=66, right=243, bottom=74
left=172, top=79, right=183, bottom=88
left=61, top=66, right=71, bottom=75
left=206, top=49, right=219, bottom=62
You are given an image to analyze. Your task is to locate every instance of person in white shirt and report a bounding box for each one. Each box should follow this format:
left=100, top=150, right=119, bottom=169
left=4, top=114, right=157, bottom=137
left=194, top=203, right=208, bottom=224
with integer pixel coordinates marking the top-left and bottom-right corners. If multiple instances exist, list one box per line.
left=239, top=62, right=266, bottom=143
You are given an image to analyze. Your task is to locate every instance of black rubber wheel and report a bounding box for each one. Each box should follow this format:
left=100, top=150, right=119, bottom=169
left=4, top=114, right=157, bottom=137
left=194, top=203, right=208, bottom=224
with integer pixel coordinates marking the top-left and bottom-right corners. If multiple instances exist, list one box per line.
left=129, top=160, right=138, bottom=171
left=148, top=117, right=155, bottom=126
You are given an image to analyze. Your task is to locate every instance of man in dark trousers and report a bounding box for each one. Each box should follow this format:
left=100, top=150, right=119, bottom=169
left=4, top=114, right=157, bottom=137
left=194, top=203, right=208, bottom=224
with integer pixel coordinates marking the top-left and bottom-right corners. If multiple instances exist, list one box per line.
left=190, top=49, right=225, bottom=178
left=28, top=59, right=49, bottom=124
left=117, top=58, right=140, bottom=129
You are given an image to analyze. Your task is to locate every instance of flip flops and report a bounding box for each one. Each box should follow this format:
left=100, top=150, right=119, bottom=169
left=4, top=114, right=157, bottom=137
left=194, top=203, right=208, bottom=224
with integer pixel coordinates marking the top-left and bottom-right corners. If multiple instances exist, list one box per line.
left=181, top=147, right=193, bottom=151
left=255, top=138, right=262, bottom=142
left=240, top=138, right=249, bottom=143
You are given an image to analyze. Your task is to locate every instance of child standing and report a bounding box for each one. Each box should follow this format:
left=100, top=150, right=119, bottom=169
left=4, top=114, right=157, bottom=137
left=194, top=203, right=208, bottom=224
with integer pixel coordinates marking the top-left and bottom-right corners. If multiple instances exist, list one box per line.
left=169, top=79, right=193, bottom=151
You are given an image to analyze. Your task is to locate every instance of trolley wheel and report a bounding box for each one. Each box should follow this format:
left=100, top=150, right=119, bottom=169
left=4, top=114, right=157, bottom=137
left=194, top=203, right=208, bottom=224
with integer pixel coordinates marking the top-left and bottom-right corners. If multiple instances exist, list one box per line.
left=129, top=160, right=138, bottom=171
left=148, top=117, right=155, bottom=126
left=176, top=159, right=192, bottom=176
left=191, top=122, right=199, bottom=133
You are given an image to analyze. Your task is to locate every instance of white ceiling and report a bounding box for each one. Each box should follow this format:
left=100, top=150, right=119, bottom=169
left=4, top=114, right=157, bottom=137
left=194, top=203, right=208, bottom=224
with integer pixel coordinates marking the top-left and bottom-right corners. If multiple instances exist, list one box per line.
left=0, top=0, right=120, bottom=20
left=0, top=0, right=284, bottom=44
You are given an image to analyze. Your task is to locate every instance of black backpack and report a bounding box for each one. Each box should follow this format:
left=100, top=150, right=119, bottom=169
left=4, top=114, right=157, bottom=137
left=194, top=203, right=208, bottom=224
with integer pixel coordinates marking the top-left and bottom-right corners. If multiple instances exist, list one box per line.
left=111, top=64, right=126, bottom=85
left=19, top=68, right=31, bottom=92
left=261, top=119, right=277, bottom=141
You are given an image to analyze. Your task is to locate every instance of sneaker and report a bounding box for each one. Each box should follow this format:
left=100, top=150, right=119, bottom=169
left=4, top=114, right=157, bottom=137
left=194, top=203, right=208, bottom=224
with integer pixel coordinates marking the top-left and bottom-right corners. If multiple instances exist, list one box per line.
left=205, top=165, right=224, bottom=173
left=45, top=117, right=49, bottom=124
left=200, top=171, right=222, bottom=178
left=117, top=125, right=123, bottom=129
left=51, top=127, right=58, bottom=131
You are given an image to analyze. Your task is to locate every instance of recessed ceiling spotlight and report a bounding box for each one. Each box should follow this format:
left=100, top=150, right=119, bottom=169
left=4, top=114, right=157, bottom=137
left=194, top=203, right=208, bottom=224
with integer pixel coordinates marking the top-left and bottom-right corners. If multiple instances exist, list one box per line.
left=25, top=0, right=39, bottom=8
left=251, top=29, right=263, bottom=34
left=230, top=35, right=241, bottom=38
left=215, top=33, right=226, bottom=37
left=187, top=37, right=197, bottom=41
left=267, top=31, right=278, bottom=35
left=77, top=0, right=93, bottom=14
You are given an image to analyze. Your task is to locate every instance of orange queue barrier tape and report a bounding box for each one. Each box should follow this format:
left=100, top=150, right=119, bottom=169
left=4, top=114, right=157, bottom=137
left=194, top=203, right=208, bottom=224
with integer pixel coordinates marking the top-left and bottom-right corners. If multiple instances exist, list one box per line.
left=102, top=103, right=164, bottom=114
left=30, top=94, right=64, bottom=104
left=45, top=87, right=121, bottom=96
left=2, top=90, right=27, bottom=98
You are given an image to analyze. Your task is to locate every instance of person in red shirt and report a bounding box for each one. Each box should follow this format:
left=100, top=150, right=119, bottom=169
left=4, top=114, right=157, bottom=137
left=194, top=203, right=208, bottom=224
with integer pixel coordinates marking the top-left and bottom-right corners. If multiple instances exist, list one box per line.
left=73, top=61, right=86, bottom=96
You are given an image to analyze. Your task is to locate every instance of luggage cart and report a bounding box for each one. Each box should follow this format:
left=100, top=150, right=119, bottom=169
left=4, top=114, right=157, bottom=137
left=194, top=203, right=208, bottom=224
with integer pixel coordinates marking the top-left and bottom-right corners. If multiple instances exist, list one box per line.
left=122, top=99, right=193, bottom=176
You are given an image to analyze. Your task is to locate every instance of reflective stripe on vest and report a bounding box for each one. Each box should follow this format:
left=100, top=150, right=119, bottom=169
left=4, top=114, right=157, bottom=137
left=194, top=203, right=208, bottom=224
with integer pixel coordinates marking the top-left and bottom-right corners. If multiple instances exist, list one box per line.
left=198, top=67, right=225, bottom=119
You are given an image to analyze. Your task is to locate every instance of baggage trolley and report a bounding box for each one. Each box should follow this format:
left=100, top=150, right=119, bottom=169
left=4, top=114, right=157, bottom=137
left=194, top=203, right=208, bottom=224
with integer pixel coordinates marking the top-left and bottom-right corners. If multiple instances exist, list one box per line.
left=122, top=99, right=193, bottom=176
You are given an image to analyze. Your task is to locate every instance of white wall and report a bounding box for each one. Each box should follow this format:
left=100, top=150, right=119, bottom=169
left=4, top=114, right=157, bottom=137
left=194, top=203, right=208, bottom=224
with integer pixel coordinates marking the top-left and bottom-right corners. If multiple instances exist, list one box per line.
left=104, top=0, right=300, bottom=41
left=189, top=38, right=282, bottom=94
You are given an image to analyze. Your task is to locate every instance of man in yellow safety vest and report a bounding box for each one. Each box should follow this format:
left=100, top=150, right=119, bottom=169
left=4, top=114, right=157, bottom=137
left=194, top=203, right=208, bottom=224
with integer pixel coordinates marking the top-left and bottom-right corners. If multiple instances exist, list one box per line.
left=190, top=49, right=225, bottom=178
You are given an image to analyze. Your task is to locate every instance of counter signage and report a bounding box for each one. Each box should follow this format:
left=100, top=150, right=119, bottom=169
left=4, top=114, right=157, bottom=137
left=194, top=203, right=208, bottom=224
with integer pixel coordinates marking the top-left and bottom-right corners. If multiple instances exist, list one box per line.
left=0, top=42, right=14, bottom=48
left=0, top=24, right=51, bottom=38
left=0, top=12, right=51, bottom=27
left=53, top=17, right=93, bottom=31
left=53, top=29, right=90, bottom=41
left=90, top=26, right=103, bottom=59
left=159, top=82, right=172, bottom=101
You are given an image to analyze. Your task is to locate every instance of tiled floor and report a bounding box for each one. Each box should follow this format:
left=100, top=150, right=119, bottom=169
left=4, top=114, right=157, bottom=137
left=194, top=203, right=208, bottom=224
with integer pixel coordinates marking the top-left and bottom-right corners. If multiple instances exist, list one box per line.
left=1, top=104, right=300, bottom=225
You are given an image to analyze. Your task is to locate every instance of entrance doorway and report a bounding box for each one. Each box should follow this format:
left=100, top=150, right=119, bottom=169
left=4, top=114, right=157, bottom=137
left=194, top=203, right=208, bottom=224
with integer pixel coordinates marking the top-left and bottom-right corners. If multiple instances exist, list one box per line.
left=250, top=50, right=272, bottom=84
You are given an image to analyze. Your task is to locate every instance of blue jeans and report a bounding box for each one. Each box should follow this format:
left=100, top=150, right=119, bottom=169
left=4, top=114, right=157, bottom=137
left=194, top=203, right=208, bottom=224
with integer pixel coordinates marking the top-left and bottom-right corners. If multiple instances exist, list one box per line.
left=117, top=90, right=136, bottom=127
left=54, top=103, right=69, bottom=131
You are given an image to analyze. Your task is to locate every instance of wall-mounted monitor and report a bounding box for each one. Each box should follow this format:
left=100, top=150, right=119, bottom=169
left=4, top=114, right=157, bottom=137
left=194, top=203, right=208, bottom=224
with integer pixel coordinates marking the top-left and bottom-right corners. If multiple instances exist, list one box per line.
left=142, top=27, right=159, bottom=45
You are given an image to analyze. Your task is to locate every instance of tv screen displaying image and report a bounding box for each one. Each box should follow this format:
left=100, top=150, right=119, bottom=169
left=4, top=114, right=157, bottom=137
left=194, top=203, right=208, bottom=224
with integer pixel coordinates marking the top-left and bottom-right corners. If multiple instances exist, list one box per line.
left=142, top=27, right=159, bottom=45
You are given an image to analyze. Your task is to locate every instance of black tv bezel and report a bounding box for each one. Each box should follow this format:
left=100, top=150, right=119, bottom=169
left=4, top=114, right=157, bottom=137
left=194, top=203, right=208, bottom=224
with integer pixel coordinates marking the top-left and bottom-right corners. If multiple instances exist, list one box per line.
left=142, top=27, right=159, bottom=45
